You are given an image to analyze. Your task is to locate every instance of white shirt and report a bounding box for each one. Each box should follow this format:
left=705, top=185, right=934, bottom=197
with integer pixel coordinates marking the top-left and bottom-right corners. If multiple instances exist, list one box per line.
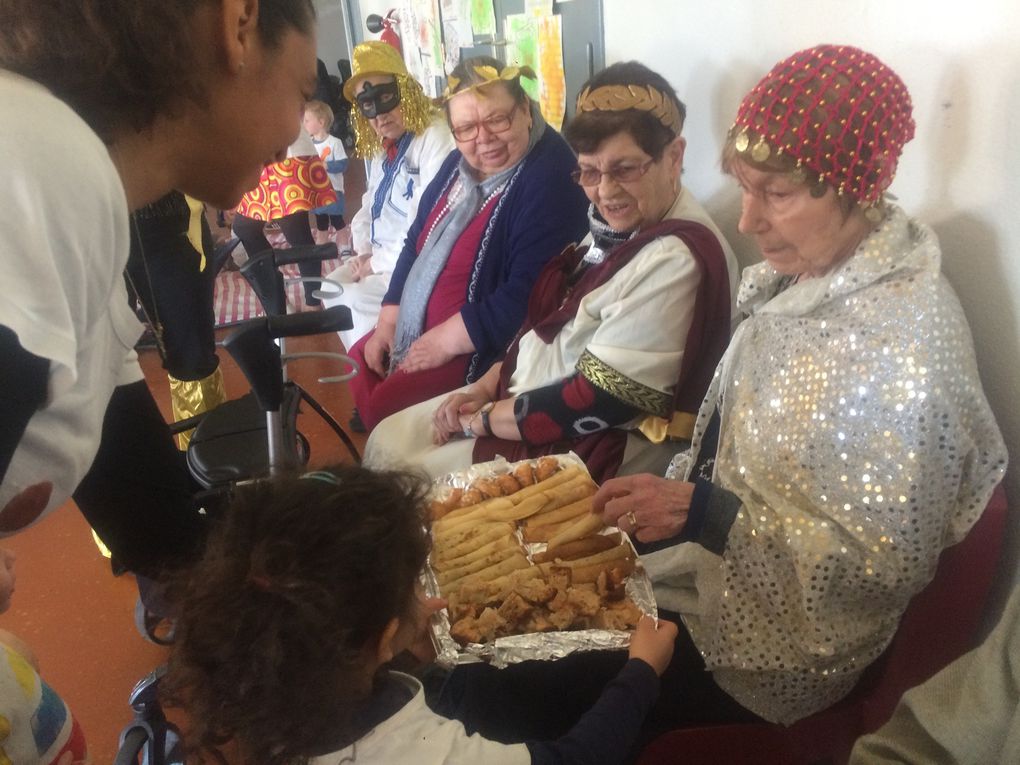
left=0, top=70, right=142, bottom=527
left=312, top=672, right=530, bottom=765
left=350, top=118, right=455, bottom=275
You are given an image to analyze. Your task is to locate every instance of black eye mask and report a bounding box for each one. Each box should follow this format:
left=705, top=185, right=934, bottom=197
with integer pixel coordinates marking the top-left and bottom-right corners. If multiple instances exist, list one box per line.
left=356, top=81, right=401, bottom=119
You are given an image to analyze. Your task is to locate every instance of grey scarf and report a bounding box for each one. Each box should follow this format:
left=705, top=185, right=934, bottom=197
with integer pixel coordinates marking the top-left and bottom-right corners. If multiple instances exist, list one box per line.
left=390, top=102, right=547, bottom=370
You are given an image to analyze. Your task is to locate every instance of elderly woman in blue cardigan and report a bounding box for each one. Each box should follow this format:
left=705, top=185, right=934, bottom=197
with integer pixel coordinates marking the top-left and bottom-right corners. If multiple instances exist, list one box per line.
left=347, top=57, right=589, bottom=431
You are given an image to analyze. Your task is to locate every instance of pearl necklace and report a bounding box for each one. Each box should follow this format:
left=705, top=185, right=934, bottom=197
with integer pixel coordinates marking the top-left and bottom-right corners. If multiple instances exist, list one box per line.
left=422, top=174, right=507, bottom=246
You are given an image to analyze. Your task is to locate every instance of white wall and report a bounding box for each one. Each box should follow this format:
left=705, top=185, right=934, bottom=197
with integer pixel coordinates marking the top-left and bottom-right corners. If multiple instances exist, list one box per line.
left=605, top=0, right=1020, bottom=613
left=314, top=0, right=352, bottom=75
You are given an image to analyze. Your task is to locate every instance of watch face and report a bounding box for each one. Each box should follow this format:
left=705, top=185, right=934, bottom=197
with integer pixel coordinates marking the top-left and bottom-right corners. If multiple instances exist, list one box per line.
left=356, top=81, right=401, bottom=119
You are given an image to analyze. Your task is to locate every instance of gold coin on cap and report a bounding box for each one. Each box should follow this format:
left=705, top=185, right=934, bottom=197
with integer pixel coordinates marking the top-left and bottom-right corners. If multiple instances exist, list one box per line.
left=734, top=130, right=750, bottom=152
left=751, top=138, right=771, bottom=162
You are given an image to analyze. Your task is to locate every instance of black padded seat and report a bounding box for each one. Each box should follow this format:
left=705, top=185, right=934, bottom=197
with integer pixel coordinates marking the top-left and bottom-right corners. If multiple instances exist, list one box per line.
left=186, top=388, right=303, bottom=489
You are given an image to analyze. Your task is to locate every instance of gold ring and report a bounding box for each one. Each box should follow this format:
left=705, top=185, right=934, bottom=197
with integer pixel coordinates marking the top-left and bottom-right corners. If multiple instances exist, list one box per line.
left=625, top=511, right=638, bottom=529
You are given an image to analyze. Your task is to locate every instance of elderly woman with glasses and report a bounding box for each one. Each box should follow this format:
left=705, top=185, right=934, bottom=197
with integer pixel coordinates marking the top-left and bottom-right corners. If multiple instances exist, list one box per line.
left=428, top=45, right=1007, bottom=747
left=346, top=56, right=589, bottom=431
left=365, top=61, right=738, bottom=482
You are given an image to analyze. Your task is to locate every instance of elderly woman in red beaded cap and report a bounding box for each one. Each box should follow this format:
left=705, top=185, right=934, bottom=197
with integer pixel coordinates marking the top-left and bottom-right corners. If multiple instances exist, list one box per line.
left=431, top=45, right=1007, bottom=744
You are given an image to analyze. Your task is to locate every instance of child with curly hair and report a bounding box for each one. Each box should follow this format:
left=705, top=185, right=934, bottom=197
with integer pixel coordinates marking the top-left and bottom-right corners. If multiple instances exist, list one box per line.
left=162, top=465, right=676, bottom=765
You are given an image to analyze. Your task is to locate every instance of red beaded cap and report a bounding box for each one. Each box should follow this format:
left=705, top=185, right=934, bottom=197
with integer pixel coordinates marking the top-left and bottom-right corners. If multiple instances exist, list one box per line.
left=731, top=44, right=915, bottom=206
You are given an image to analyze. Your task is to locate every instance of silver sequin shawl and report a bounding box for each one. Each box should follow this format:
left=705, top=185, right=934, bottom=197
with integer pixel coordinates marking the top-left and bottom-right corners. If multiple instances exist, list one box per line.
left=645, top=205, right=1007, bottom=724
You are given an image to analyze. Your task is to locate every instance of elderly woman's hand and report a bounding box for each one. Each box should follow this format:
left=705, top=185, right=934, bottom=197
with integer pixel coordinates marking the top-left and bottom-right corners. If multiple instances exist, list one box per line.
left=397, top=314, right=474, bottom=375
left=365, top=305, right=399, bottom=377
left=349, top=254, right=373, bottom=282
left=432, top=389, right=490, bottom=444
left=593, top=474, right=693, bottom=543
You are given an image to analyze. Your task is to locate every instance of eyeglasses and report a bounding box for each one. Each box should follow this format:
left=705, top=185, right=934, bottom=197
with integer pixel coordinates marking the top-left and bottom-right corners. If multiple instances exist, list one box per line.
left=571, top=159, right=655, bottom=187
left=450, top=104, right=518, bottom=142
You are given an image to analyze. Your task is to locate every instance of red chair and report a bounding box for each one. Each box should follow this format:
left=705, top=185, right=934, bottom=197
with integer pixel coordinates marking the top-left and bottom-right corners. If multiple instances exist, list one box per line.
left=636, top=484, right=1009, bottom=765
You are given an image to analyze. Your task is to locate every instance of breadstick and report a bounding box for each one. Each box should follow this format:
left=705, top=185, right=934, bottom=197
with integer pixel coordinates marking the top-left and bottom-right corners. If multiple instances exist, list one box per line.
left=434, top=497, right=515, bottom=533
left=436, top=493, right=550, bottom=533
left=437, top=546, right=519, bottom=586
left=568, top=558, right=636, bottom=585
left=532, top=532, right=621, bottom=564
left=506, top=466, right=581, bottom=505
left=525, top=495, right=592, bottom=529
left=438, top=495, right=513, bottom=524
left=547, top=513, right=605, bottom=549
left=433, top=522, right=512, bottom=557
left=442, top=553, right=531, bottom=591
left=557, top=542, right=633, bottom=569
left=538, top=476, right=597, bottom=511
left=431, top=535, right=519, bottom=571
left=521, top=516, right=581, bottom=543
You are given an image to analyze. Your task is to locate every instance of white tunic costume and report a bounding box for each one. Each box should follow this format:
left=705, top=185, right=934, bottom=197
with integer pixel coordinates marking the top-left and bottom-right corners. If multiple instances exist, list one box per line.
left=365, top=188, right=738, bottom=478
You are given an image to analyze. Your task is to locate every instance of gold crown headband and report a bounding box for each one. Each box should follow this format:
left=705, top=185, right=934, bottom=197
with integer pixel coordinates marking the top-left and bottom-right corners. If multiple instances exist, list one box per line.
left=575, top=84, right=683, bottom=136
left=442, top=64, right=537, bottom=102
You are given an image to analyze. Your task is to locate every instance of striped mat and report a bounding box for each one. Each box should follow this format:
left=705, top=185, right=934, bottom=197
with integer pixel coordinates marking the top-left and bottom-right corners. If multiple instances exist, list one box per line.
left=213, top=259, right=340, bottom=327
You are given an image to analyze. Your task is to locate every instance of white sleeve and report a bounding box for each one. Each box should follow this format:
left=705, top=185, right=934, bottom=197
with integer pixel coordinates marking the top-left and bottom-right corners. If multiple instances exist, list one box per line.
left=0, top=75, right=130, bottom=400
left=585, top=237, right=699, bottom=396
left=417, top=120, right=455, bottom=187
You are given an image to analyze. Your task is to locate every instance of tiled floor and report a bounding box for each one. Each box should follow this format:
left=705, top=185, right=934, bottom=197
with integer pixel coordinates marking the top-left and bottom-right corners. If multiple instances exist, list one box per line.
left=2, top=160, right=368, bottom=763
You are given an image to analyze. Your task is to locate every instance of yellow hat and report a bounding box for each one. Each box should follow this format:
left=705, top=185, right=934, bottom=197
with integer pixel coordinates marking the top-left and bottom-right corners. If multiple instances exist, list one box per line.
left=343, top=41, right=409, bottom=101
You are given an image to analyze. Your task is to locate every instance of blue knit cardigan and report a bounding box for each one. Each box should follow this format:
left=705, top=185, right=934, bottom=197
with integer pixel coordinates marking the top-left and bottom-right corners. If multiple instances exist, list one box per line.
left=383, top=128, right=589, bottom=382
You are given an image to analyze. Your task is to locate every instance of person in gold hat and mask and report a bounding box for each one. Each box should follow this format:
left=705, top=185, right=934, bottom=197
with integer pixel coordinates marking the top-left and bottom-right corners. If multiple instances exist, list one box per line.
left=321, top=41, right=454, bottom=371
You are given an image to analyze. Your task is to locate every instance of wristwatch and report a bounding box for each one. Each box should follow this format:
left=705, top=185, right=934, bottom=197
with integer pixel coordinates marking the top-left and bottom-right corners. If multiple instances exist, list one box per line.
left=479, top=401, right=496, bottom=436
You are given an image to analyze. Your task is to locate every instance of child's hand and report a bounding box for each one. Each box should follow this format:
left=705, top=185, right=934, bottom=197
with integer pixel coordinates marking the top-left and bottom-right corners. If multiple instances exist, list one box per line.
left=628, top=615, right=677, bottom=676
left=408, top=595, right=447, bottom=664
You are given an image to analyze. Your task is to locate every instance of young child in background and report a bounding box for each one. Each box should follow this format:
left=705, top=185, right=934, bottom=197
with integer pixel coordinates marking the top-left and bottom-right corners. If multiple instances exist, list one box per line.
left=303, top=100, right=350, bottom=253
left=163, top=465, right=677, bottom=765
left=0, top=548, right=89, bottom=764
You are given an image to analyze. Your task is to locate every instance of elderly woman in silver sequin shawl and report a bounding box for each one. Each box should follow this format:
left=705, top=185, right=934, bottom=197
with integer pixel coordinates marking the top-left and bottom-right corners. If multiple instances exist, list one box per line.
left=591, top=45, right=1008, bottom=726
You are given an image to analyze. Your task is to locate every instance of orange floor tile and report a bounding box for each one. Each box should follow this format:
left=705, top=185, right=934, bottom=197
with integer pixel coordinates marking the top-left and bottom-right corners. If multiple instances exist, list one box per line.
left=1, top=160, right=368, bottom=763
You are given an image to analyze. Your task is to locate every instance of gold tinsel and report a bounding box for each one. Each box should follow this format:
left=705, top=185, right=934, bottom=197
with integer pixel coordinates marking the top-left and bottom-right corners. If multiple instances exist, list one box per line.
left=351, top=74, right=439, bottom=159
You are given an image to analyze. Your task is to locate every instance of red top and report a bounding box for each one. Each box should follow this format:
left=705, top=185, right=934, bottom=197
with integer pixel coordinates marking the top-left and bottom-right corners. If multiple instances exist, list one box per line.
left=414, top=185, right=504, bottom=331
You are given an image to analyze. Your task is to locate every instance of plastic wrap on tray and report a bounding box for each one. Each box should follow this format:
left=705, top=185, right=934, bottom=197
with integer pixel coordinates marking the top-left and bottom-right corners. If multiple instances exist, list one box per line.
left=425, top=453, right=658, bottom=669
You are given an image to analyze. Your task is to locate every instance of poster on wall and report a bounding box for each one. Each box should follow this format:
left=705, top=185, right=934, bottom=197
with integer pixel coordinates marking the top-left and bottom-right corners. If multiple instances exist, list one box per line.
left=537, top=14, right=565, bottom=130
left=504, top=14, right=540, bottom=101
left=525, top=0, right=554, bottom=16
left=400, top=0, right=445, bottom=96
left=469, top=0, right=497, bottom=37
left=502, top=10, right=565, bottom=130
left=440, top=0, right=474, bottom=74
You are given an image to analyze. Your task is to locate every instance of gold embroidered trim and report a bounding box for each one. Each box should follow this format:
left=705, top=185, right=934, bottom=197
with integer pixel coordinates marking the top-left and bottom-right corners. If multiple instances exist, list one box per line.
left=575, top=84, right=683, bottom=135
left=577, top=350, right=671, bottom=417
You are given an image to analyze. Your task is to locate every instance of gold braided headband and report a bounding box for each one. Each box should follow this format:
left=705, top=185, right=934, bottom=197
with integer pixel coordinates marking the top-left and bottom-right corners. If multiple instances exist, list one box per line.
left=442, top=64, right=537, bottom=102
left=575, top=84, right=683, bottom=136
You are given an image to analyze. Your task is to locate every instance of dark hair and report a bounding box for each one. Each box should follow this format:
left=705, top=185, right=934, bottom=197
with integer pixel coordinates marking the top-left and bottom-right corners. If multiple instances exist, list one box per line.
left=444, top=55, right=530, bottom=109
left=161, top=465, right=432, bottom=765
left=564, top=61, right=686, bottom=161
left=0, top=0, right=315, bottom=141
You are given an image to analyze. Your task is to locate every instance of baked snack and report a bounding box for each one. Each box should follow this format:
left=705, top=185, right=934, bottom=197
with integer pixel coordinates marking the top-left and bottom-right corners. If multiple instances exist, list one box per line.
left=430, top=457, right=643, bottom=646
